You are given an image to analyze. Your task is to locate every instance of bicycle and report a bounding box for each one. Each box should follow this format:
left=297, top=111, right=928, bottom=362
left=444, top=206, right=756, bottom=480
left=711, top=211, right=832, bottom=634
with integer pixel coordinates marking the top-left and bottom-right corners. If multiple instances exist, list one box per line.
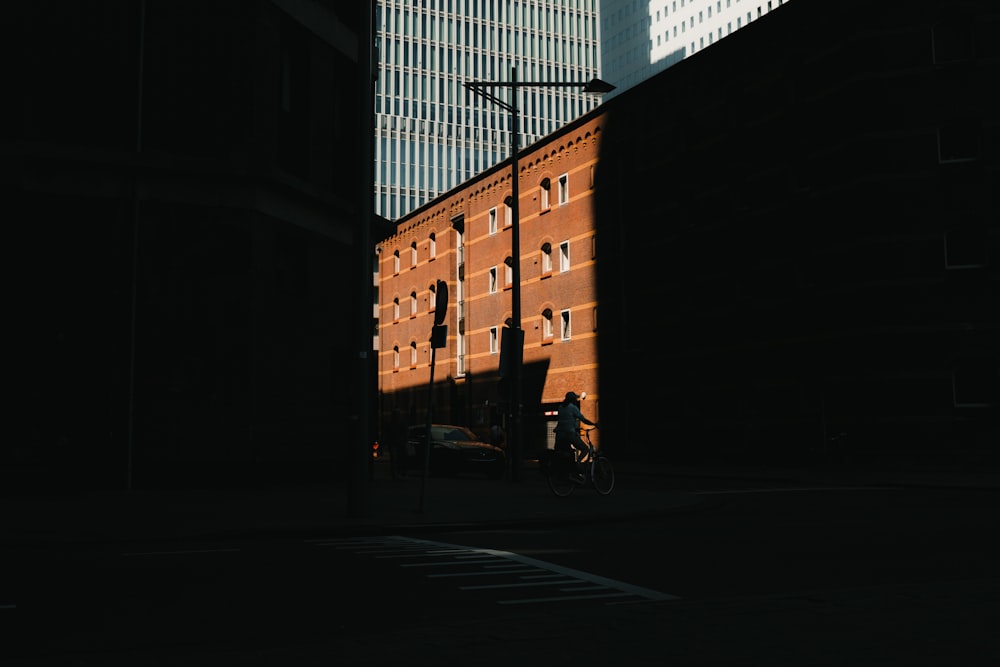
left=544, top=427, right=615, bottom=497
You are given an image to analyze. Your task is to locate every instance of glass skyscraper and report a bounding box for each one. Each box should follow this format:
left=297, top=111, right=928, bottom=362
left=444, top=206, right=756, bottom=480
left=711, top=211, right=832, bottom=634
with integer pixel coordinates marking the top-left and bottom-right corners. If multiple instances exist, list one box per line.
left=374, top=0, right=602, bottom=220
left=601, top=0, right=792, bottom=99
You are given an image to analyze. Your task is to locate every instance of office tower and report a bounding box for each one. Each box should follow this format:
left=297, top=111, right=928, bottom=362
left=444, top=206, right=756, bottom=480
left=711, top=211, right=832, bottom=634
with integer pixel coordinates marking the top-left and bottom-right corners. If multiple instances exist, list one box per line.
left=9, top=0, right=374, bottom=491
left=601, top=0, right=791, bottom=98
left=374, top=0, right=602, bottom=220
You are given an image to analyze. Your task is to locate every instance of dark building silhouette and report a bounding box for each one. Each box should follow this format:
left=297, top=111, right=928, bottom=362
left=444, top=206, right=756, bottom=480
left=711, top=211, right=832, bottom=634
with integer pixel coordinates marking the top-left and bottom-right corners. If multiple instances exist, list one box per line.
left=594, top=0, right=998, bottom=467
left=5, top=1, right=381, bottom=491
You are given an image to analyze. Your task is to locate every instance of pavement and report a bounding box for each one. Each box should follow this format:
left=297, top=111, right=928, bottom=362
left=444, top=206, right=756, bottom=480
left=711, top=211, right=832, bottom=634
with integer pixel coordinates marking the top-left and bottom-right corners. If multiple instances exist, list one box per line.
left=3, top=453, right=999, bottom=548
left=0, top=457, right=704, bottom=548
left=4, top=455, right=1000, bottom=666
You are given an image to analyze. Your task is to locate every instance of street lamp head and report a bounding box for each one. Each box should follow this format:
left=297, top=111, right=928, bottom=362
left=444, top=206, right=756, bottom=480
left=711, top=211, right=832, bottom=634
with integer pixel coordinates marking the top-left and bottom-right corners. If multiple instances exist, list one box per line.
left=582, top=78, right=616, bottom=94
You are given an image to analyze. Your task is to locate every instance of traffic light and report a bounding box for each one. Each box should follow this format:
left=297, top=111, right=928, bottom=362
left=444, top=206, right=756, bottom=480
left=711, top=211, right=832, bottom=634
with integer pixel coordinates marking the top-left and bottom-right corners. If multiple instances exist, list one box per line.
left=433, top=279, right=448, bottom=325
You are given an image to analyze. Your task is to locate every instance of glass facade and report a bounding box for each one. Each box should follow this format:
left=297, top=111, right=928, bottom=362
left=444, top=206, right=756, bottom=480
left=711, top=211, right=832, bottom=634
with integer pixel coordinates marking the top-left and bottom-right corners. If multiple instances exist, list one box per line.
left=601, top=0, right=792, bottom=99
left=375, top=0, right=602, bottom=220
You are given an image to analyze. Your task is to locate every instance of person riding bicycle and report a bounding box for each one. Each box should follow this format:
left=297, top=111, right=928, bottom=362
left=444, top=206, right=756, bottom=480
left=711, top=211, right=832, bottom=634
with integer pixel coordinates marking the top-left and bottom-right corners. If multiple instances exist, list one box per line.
left=553, top=391, right=597, bottom=483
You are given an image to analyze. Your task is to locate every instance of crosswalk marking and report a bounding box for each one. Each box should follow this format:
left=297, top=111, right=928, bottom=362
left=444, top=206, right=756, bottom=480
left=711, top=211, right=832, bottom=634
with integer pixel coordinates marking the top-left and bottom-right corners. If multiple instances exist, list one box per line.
left=692, top=485, right=899, bottom=495
left=308, top=535, right=680, bottom=606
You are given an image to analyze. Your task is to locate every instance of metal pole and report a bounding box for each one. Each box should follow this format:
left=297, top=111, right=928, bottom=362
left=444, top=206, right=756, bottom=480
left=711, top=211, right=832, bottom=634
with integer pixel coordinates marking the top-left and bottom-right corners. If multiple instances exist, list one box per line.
left=127, top=0, right=146, bottom=492
left=419, top=344, right=436, bottom=513
left=509, top=66, right=524, bottom=482
left=462, top=73, right=612, bottom=483
left=348, top=0, right=377, bottom=518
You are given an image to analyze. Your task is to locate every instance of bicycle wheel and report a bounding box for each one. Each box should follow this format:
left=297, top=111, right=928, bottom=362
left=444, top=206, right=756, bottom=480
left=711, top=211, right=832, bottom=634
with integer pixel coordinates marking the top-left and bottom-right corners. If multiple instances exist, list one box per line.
left=547, top=469, right=576, bottom=497
left=591, top=456, right=615, bottom=495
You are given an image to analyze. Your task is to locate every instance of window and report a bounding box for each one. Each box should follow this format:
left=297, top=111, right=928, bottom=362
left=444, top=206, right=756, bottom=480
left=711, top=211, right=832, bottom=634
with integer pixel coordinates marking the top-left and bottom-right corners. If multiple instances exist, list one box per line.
left=392, top=345, right=400, bottom=371
left=503, top=256, right=513, bottom=288
left=933, top=16, right=975, bottom=64
left=558, top=173, right=569, bottom=206
left=560, top=309, right=571, bottom=340
left=410, top=242, right=418, bottom=267
left=489, top=207, right=498, bottom=235
left=592, top=306, right=598, bottom=332
left=490, top=326, right=499, bottom=353
left=591, top=235, right=597, bottom=259
left=953, top=359, right=997, bottom=407
left=504, top=197, right=513, bottom=227
left=489, top=266, right=498, bottom=293
left=540, top=177, right=551, bottom=211
left=410, top=341, right=418, bottom=368
left=938, top=122, right=979, bottom=163
left=559, top=240, right=570, bottom=272
left=541, top=242, right=553, bottom=275
left=393, top=297, right=400, bottom=322
left=410, top=291, right=418, bottom=317
left=945, top=216, right=988, bottom=269
left=428, top=283, right=437, bottom=313
left=429, top=232, right=437, bottom=260
left=541, top=308, right=554, bottom=342
left=393, top=250, right=400, bottom=274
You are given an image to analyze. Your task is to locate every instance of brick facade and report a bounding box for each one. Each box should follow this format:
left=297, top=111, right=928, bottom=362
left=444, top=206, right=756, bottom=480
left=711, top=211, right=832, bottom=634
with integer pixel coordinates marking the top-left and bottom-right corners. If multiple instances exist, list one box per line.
left=378, top=114, right=605, bottom=453
left=381, top=0, right=999, bottom=467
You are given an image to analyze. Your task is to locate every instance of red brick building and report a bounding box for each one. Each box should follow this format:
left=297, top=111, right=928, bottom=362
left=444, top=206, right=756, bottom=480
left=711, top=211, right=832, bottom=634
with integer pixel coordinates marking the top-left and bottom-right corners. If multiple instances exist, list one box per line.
left=377, top=112, right=605, bottom=454
left=380, top=0, right=999, bottom=469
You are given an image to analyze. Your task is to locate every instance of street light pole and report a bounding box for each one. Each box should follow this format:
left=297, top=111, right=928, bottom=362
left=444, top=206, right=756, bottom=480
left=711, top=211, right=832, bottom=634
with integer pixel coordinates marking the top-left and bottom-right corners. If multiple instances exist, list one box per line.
left=464, top=68, right=614, bottom=483
left=508, top=66, right=524, bottom=482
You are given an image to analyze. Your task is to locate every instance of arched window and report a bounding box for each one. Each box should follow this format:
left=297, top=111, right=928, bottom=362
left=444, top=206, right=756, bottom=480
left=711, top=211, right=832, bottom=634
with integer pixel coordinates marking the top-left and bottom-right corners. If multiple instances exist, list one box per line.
left=539, top=177, right=551, bottom=211
left=540, top=242, right=553, bottom=275
left=541, top=308, right=554, bottom=342
left=429, top=232, right=437, bottom=259
left=559, top=240, right=570, bottom=272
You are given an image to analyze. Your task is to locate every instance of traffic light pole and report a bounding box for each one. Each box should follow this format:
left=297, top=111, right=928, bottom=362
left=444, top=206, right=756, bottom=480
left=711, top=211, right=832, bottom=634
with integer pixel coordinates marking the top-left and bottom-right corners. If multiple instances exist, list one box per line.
left=419, top=281, right=449, bottom=512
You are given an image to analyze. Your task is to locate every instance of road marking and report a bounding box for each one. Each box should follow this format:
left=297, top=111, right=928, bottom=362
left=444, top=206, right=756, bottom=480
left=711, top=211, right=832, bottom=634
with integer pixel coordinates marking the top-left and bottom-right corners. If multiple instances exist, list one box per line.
left=692, top=485, right=900, bottom=495
left=428, top=568, right=539, bottom=578
left=310, top=535, right=680, bottom=605
left=460, top=579, right=579, bottom=590
left=401, top=557, right=509, bottom=567
left=499, top=591, right=636, bottom=605
left=122, top=548, right=242, bottom=557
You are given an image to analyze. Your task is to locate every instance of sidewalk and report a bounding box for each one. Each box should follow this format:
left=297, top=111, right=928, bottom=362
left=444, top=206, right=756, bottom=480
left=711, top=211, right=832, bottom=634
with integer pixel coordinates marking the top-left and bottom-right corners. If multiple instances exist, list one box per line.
left=3, top=455, right=998, bottom=549
left=659, top=459, right=1000, bottom=491
left=0, top=457, right=707, bottom=548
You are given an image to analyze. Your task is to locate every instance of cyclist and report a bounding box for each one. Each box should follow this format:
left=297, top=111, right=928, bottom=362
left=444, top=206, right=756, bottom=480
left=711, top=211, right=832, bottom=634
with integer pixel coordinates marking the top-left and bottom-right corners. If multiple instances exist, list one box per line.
left=553, top=391, right=597, bottom=484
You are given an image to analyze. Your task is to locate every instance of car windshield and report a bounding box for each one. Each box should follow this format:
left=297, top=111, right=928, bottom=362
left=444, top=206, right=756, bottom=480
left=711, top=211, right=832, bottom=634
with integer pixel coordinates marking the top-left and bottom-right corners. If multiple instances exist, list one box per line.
left=430, top=426, right=479, bottom=442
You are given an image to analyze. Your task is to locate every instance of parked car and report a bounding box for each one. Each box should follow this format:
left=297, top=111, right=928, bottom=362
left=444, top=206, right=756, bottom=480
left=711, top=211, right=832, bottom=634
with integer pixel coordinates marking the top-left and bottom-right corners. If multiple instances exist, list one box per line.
left=403, top=424, right=506, bottom=479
